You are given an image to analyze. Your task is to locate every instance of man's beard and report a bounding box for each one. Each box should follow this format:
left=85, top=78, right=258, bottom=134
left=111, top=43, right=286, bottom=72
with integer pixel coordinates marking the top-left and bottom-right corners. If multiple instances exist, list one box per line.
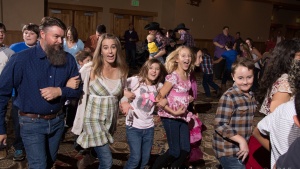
left=45, top=44, right=67, bottom=66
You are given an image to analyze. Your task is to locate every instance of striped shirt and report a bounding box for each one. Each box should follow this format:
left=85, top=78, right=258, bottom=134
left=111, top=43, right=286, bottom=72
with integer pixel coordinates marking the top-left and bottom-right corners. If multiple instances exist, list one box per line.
left=213, top=85, right=256, bottom=158
left=200, top=54, right=214, bottom=74
left=257, top=100, right=300, bottom=168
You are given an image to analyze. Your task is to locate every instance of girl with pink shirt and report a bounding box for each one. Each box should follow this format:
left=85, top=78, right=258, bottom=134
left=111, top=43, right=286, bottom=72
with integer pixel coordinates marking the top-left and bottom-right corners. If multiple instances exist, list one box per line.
left=152, top=46, right=195, bottom=169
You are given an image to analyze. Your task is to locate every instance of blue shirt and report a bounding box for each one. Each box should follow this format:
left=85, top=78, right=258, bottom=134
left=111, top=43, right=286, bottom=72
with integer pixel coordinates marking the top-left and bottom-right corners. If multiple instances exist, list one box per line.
left=63, top=39, right=84, bottom=57
left=0, top=43, right=82, bottom=134
left=221, top=50, right=238, bottom=70
left=9, top=42, right=31, bottom=97
left=9, top=42, right=29, bottom=53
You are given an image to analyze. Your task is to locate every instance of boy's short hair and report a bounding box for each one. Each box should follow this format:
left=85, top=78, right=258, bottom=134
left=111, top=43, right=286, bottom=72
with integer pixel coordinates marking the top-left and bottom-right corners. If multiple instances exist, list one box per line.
left=295, top=92, right=300, bottom=121
left=96, top=24, right=106, bottom=34
left=231, top=57, right=255, bottom=74
left=22, top=23, right=39, bottom=38
left=0, top=23, right=6, bottom=32
left=75, top=50, right=92, bottom=62
left=225, top=41, right=233, bottom=49
left=223, top=26, right=229, bottom=30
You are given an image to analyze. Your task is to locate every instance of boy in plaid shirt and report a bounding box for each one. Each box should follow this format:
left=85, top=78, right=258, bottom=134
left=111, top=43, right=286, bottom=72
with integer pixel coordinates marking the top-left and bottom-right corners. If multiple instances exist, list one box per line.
left=212, top=57, right=257, bottom=169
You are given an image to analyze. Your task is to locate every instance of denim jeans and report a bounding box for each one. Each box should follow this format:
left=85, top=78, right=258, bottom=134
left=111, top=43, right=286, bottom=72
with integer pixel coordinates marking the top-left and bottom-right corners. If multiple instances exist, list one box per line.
left=94, top=143, right=112, bottom=169
left=11, top=97, right=24, bottom=150
left=213, top=57, right=226, bottom=79
left=126, top=48, right=137, bottom=67
left=124, top=126, right=154, bottom=169
left=221, top=69, right=232, bottom=85
left=161, top=117, right=190, bottom=158
left=202, top=74, right=220, bottom=97
left=251, top=67, right=260, bottom=92
left=219, top=156, right=245, bottom=169
left=19, top=113, right=65, bottom=169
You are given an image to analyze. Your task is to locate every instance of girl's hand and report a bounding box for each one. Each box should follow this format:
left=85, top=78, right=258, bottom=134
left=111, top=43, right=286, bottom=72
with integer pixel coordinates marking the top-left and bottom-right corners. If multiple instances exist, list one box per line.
left=173, top=106, right=186, bottom=116
left=119, top=102, right=133, bottom=115
left=188, top=95, right=194, bottom=103
left=158, top=98, right=168, bottom=109
left=236, top=139, right=249, bottom=162
left=124, top=89, right=135, bottom=102
left=66, top=76, right=80, bottom=89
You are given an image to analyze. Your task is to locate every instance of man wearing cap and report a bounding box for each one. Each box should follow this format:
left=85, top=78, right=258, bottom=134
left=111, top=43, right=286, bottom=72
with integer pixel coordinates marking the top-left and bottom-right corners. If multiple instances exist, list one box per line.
left=174, top=23, right=195, bottom=47
left=144, top=22, right=167, bottom=63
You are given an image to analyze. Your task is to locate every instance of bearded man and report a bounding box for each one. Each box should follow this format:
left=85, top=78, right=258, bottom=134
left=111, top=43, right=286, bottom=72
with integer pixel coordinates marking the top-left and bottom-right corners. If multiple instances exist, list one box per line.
left=0, top=17, right=82, bottom=169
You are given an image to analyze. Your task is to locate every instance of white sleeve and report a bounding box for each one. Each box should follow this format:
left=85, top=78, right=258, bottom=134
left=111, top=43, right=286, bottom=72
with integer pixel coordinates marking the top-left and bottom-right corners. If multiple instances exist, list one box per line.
left=127, top=76, right=140, bottom=90
left=257, top=111, right=275, bottom=136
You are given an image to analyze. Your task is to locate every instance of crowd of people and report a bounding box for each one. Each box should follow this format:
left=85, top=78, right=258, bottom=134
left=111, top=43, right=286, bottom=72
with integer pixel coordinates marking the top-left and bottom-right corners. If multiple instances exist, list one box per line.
left=0, top=16, right=299, bottom=169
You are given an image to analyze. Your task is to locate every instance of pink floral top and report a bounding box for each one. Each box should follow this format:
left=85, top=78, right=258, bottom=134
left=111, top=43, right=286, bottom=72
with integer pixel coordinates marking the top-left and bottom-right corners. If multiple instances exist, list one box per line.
left=158, top=71, right=192, bottom=122
left=260, top=73, right=293, bottom=115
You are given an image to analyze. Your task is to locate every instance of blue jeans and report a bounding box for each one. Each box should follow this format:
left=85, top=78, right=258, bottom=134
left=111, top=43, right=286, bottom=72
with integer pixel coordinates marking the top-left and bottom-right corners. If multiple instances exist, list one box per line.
left=219, top=156, right=245, bottom=169
left=94, top=144, right=112, bottom=169
left=162, top=118, right=190, bottom=158
left=202, top=74, right=220, bottom=97
left=124, top=126, right=154, bottom=169
left=213, top=57, right=226, bottom=79
left=19, top=113, right=65, bottom=169
left=11, top=97, right=24, bottom=150
left=221, top=69, right=232, bottom=85
left=126, top=48, right=137, bottom=67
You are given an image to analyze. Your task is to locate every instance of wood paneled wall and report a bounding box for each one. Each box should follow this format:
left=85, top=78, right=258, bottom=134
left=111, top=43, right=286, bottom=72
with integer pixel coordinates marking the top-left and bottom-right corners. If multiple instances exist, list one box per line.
left=4, top=30, right=23, bottom=47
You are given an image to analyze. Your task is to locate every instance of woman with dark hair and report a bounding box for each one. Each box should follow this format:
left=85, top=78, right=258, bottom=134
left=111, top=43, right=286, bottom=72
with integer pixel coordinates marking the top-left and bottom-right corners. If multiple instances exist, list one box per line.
left=246, top=38, right=300, bottom=169
left=63, top=26, right=84, bottom=62
left=245, top=38, right=263, bottom=92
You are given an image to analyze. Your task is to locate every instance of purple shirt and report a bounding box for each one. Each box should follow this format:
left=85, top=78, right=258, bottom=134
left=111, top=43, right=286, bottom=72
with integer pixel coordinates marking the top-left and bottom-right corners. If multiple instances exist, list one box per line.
left=213, top=33, right=235, bottom=58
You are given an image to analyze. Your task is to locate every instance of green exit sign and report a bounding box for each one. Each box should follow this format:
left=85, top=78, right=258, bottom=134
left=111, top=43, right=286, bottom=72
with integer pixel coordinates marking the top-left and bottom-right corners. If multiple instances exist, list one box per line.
left=131, top=0, right=139, bottom=6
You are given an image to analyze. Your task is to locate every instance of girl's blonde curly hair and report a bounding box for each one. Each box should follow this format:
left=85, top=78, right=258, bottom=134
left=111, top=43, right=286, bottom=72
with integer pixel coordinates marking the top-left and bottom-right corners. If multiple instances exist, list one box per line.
left=165, top=46, right=195, bottom=74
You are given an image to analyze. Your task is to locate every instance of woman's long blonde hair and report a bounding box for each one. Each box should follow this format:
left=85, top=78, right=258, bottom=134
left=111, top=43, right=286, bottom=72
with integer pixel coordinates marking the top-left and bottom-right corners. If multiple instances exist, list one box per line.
left=165, top=45, right=195, bottom=74
left=92, top=33, right=128, bottom=79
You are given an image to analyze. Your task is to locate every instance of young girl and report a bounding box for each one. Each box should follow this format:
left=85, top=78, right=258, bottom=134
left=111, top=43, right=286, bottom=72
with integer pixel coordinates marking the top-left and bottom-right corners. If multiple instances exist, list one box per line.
left=120, top=58, right=167, bottom=169
left=152, top=46, right=195, bottom=169
left=212, top=57, right=257, bottom=169
left=72, top=33, right=128, bottom=169
left=188, top=47, right=205, bottom=167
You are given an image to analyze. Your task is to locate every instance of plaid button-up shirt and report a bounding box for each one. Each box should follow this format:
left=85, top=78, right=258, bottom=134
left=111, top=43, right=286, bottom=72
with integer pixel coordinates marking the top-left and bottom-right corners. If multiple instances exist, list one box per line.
left=212, top=85, right=256, bottom=158
left=200, top=54, right=214, bottom=74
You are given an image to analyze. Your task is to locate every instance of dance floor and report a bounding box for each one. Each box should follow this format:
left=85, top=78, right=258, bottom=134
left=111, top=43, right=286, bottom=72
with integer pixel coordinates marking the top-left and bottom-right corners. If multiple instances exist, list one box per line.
left=0, top=71, right=263, bottom=169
